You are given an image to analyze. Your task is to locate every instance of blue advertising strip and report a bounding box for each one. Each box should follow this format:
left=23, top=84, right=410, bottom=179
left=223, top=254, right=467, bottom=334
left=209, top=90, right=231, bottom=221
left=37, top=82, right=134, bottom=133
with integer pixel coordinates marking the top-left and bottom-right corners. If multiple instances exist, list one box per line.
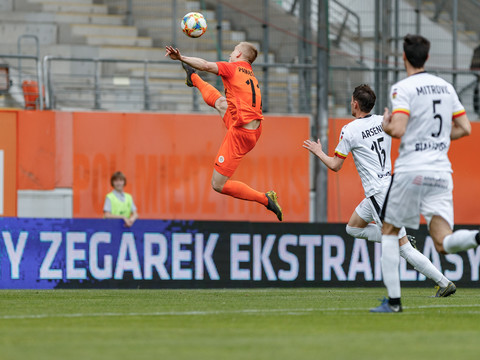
left=0, top=218, right=479, bottom=289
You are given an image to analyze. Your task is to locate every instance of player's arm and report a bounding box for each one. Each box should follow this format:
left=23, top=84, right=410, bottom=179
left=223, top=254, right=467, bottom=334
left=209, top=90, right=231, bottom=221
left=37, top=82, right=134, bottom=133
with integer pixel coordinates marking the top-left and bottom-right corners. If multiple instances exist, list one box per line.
left=382, top=107, right=408, bottom=138
left=303, top=139, right=345, bottom=172
left=450, top=113, right=472, bottom=140
left=165, top=46, right=219, bottom=74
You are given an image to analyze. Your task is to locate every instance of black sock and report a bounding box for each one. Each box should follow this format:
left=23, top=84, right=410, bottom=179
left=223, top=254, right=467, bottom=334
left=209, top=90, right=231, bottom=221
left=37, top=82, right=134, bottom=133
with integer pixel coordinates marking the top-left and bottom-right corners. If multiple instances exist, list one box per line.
left=389, top=297, right=401, bottom=306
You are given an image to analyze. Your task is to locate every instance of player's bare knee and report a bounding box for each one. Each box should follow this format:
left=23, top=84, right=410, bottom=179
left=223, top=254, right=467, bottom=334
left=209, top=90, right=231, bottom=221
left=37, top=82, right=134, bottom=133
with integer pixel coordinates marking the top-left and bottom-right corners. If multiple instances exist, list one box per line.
left=215, top=97, right=228, bottom=113
left=435, top=244, right=447, bottom=254
left=211, top=178, right=224, bottom=193
left=433, top=238, right=448, bottom=254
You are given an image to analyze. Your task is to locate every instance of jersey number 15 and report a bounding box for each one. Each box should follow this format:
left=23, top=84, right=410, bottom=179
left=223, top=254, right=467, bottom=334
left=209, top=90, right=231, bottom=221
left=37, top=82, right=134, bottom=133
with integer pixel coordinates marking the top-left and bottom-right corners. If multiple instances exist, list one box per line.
left=371, top=137, right=386, bottom=171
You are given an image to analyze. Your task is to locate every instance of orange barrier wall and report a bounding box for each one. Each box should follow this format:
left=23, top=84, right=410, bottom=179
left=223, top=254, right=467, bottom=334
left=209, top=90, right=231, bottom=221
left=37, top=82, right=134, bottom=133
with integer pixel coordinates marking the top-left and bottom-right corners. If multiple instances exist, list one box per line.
left=3, top=109, right=479, bottom=225
left=72, top=112, right=310, bottom=222
left=16, top=111, right=73, bottom=190
left=0, top=111, right=17, bottom=216
left=327, top=118, right=480, bottom=225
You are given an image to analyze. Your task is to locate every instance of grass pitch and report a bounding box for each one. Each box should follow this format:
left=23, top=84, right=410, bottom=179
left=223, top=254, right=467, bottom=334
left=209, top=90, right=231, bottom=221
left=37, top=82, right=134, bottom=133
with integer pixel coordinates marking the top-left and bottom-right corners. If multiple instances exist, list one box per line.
left=1, top=288, right=479, bottom=360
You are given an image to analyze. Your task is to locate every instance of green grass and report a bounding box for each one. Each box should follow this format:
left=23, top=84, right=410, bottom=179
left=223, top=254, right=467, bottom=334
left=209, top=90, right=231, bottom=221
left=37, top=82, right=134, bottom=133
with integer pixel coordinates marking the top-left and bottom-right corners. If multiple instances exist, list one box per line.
left=1, top=288, right=479, bottom=360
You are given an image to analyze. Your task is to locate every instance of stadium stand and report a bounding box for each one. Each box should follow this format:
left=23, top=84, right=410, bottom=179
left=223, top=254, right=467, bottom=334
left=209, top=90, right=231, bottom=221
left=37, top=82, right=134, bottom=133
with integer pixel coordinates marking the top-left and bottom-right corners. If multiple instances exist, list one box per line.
left=0, top=0, right=478, bottom=117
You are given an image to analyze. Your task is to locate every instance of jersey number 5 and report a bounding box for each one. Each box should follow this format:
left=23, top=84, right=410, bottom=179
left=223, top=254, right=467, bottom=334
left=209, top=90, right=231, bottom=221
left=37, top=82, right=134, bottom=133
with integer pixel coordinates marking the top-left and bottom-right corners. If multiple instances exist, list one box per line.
left=432, top=100, right=442, bottom=138
left=371, top=137, right=386, bottom=171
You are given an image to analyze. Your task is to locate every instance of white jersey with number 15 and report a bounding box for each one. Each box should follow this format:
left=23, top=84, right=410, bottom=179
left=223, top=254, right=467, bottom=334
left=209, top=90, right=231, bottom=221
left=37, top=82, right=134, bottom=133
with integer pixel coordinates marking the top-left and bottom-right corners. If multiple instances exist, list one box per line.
left=390, top=72, right=466, bottom=174
left=335, top=114, right=392, bottom=198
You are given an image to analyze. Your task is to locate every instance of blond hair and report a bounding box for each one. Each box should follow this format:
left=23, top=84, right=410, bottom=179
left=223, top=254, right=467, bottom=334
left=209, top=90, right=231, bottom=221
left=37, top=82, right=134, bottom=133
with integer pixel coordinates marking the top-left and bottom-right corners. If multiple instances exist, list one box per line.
left=239, top=42, right=258, bottom=63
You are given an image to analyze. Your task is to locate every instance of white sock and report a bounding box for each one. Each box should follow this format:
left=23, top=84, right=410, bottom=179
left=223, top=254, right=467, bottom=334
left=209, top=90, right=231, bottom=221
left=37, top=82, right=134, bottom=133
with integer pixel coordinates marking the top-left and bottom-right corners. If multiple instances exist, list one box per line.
left=399, top=241, right=449, bottom=287
left=381, top=234, right=401, bottom=299
left=346, top=224, right=381, bottom=242
left=443, top=230, right=479, bottom=253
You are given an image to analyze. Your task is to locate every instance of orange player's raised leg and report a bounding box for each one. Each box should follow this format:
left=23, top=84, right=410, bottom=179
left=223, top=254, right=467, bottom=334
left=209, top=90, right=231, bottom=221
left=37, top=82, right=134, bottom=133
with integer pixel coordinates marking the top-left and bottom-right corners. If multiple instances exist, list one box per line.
left=191, top=73, right=223, bottom=107
left=211, top=169, right=268, bottom=206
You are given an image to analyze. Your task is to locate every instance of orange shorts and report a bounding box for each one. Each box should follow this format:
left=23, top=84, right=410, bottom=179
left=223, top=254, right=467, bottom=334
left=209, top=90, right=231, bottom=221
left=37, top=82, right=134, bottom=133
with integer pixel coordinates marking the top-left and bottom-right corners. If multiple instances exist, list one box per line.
left=214, top=121, right=262, bottom=178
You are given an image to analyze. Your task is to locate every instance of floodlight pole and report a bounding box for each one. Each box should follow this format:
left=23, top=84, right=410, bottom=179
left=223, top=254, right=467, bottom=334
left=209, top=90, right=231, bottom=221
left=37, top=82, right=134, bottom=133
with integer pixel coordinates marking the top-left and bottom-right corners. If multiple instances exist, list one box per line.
left=314, top=0, right=329, bottom=222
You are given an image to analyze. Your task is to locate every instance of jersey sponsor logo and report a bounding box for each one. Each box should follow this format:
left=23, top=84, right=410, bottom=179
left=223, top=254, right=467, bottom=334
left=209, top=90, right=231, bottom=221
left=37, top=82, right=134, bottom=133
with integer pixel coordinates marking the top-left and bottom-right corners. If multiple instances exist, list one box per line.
left=415, top=141, right=448, bottom=152
left=412, top=175, right=423, bottom=185
left=411, top=175, right=448, bottom=189
left=416, top=85, right=451, bottom=96
left=361, top=125, right=383, bottom=139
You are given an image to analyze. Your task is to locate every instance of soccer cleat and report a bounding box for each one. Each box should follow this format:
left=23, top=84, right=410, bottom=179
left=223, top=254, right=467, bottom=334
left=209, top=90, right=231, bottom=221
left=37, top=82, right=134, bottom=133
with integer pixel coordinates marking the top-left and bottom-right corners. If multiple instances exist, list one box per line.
left=434, top=281, right=457, bottom=297
left=265, top=191, right=283, bottom=221
left=181, top=62, right=196, bottom=87
left=370, top=297, right=403, bottom=313
left=407, top=235, right=417, bottom=249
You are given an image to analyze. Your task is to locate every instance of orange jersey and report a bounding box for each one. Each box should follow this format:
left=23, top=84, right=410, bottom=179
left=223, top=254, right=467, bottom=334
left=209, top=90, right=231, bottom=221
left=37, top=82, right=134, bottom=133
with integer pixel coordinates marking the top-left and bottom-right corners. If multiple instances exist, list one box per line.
left=216, top=61, right=263, bottom=127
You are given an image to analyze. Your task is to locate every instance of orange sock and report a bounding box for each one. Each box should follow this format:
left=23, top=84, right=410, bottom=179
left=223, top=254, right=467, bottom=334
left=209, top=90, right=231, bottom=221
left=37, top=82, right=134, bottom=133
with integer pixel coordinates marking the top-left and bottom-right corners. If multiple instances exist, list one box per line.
left=221, top=180, right=268, bottom=206
left=191, top=73, right=222, bottom=108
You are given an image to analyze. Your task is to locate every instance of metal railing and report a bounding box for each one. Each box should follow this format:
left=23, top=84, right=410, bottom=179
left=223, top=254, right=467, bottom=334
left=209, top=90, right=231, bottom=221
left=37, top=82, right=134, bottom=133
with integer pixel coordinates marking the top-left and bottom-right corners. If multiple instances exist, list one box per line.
left=329, top=0, right=363, bottom=63
left=1, top=51, right=477, bottom=119
left=42, top=55, right=314, bottom=114
left=0, top=53, right=44, bottom=110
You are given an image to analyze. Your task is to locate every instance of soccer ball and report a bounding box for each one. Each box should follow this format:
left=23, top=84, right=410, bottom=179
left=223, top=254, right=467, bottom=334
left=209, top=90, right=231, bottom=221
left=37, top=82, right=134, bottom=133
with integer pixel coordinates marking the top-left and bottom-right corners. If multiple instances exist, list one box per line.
left=181, top=12, right=207, bottom=38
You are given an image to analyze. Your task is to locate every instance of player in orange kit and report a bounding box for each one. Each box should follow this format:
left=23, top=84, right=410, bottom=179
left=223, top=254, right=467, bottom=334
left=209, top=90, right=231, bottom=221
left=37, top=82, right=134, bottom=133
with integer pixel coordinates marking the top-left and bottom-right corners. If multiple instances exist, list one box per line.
left=165, top=42, right=283, bottom=221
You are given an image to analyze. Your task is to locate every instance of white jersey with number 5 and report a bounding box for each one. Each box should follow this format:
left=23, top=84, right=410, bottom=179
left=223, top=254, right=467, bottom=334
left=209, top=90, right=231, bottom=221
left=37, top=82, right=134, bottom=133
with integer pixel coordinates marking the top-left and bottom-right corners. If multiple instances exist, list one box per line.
left=390, top=72, right=466, bottom=173
left=335, top=114, right=392, bottom=197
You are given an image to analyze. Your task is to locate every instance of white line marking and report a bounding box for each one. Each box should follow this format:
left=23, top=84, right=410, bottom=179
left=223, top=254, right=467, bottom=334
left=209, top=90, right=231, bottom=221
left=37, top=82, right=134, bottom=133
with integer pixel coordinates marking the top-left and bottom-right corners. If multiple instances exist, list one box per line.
left=1, top=304, right=480, bottom=320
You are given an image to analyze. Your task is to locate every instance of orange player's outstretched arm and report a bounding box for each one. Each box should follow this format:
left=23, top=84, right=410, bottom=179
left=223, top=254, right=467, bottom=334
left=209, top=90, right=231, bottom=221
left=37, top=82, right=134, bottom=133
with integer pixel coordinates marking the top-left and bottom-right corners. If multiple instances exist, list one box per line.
left=165, top=46, right=219, bottom=74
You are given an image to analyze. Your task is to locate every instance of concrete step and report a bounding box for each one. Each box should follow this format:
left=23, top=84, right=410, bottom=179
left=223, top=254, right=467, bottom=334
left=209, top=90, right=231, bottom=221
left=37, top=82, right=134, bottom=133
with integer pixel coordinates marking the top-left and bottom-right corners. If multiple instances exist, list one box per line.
left=60, top=24, right=137, bottom=41
left=134, top=17, right=226, bottom=31
left=28, top=0, right=94, bottom=4
left=153, top=36, right=251, bottom=52
left=106, top=0, right=203, bottom=15
left=0, top=22, right=57, bottom=45
left=128, top=8, right=215, bottom=21
left=85, top=35, right=153, bottom=47
left=0, top=11, right=124, bottom=26
left=41, top=2, right=108, bottom=14
left=98, top=44, right=274, bottom=63
left=58, top=24, right=140, bottom=45
left=68, top=23, right=138, bottom=37
left=55, top=12, right=124, bottom=25
left=152, top=29, right=246, bottom=43
left=97, top=46, right=230, bottom=61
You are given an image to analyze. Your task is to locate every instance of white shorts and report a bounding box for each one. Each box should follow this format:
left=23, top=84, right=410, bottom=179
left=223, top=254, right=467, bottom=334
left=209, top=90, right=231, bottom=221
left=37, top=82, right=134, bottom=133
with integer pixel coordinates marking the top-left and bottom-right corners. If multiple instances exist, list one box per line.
left=355, top=190, right=407, bottom=238
left=355, top=191, right=386, bottom=225
left=381, top=171, right=454, bottom=230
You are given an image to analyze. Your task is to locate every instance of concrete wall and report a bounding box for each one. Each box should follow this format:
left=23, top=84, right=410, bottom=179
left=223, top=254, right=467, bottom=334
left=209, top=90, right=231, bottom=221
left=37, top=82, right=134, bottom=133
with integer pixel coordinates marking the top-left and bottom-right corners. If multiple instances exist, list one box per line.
left=17, top=188, right=73, bottom=218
